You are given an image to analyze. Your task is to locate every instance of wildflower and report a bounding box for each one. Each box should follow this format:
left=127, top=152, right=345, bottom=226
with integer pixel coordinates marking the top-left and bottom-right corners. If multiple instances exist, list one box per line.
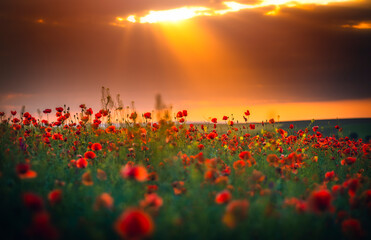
left=223, top=116, right=228, bottom=120
left=239, top=151, right=252, bottom=160
left=172, top=181, right=186, bottom=195
left=233, top=160, right=246, bottom=170
left=140, top=193, right=163, bottom=211
left=86, top=108, right=93, bottom=115
left=147, top=185, right=158, bottom=194
left=244, top=110, right=250, bottom=116
left=223, top=200, right=249, bottom=228
left=23, top=192, right=44, bottom=211
left=176, top=111, right=183, bottom=118
left=76, top=158, right=88, bottom=168
left=342, top=218, right=363, bottom=238
left=308, top=189, right=333, bottom=213
left=121, top=164, right=148, bottom=182
left=16, top=163, right=37, bottom=179
left=43, top=109, right=52, bottom=114
left=95, top=193, right=114, bottom=210
left=91, top=143, right=102, bottom=151
left=207, top=132, right=217, bottom=140
left=48, top=189, right=62, bottom=205
left=115, top=208, right=154, bottom=240
left=27, top=211, right=59, bottom=240
left=215, top=190, right=232, bottom=204
left=84, top=151, right=96, bottom=159
left=106, top=125, right=116, bottom=133
left=182, top=110, right=188, bottom=117
left=289, top=124, right=294, bottom=129
left=55, top=107, right=63, bottom=113
left=143, top=112, right=151, bottom=119
left=97, top=169, right=107, bottom=180
left=82, top=171, right=93, bottom=186
left=341, top=157, right=356, bottom=166
left=267, top=154, right=280, bottom=167
left=211, top=118, right=217, bottom=124
left=324, top=171, right=337, bottom=181
left=249, top=124, right=255, bottom=130
left=343, top=179, right=359, bottom=197
left=11, top=110, right=17, bottom=115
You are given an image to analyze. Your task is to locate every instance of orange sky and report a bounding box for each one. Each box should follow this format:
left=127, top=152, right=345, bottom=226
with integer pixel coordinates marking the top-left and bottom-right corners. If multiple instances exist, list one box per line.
left=0, top=0, right=370, bottom=121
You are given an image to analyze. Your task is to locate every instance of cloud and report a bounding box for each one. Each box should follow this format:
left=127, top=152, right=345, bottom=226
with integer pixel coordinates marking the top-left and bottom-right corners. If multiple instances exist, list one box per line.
left=0, top=93, right=33, bottom=102
left=342, top=21, right=371, bottom=29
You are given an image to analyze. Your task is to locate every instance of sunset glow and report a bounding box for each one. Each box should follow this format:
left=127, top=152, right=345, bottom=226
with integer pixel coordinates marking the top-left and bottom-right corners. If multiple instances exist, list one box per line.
left=119, top=0, right=359, bottom=24
left=1, top=0, right=370, bottom=121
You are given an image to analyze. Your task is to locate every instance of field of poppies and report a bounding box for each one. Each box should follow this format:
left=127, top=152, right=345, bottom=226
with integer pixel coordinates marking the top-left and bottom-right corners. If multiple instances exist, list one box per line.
left=0, top=106, right=370, bottom=240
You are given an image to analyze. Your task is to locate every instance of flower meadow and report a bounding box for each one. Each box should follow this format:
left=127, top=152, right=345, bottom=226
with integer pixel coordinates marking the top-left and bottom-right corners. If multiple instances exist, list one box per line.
left=0, top=106, right=370, bottom=240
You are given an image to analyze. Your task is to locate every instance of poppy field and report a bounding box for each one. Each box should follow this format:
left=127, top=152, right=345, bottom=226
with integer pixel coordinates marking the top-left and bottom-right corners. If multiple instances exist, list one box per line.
left=0, top=107, right=370, bottom=240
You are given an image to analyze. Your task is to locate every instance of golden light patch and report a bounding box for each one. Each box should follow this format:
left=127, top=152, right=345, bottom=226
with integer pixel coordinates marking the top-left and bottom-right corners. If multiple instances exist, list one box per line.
left=343, top=21, right=371, bottom=29
left=36, top=19, right=45, bottom=24
left=116, top=0, right=358, bottom=25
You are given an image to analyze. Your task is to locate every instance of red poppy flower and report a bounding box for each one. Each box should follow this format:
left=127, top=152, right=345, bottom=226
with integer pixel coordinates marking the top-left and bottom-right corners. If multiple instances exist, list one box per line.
left=211, top=118, right=217, bottom=124
left=249, top=124, right=255, bottom=130
left=215, top=190, right=232, bottom=204
left=27, top=211, right=59, bottom=240
left=43, top=109, right=52, bottom=114
left=207, top=132, right=217, bottom=140
left=23, top=192, right=44, bottom=211
left=223, top=116, right=228, bottom=120
left=289, top=124, right=294, bottom=129
left=95, top=112, right=102, bottom=119
left=76, top=158, right=88, bottom=168
left=182, top=110, right=188, bottom=117
left=86, top=108, right=93, bottom=115
left=115, top=208, right=154, bottom=240
left=91, top=143, right=102, bottom=151
left=341, top=157, right=356, bottom=165
left=11, top=110, right=17, bottom=115
left=16, top=163, right=37, bottom=179
left=140, top=193, right=163, bottom=210
left=176, top=111, right=183, bottom=118
left=342, top=218, right=363, bottom=238
left=82, top=171, right=93, bottom=186
left=324, top=171, right=336, bottom=181
left=308, top=189, right=332, bottom=213
left=143, top=112, right=151, bottom=119
left=97, top=169, right=107, bottom=180
left=48, top=189, right=62, bottom=205
left=267, top=154, right=280, bottom=167
left=106, top=125, right=116, bottom=133
left=172, top=181, right=187, bottom=195
left=244, top=110, right=250, bottom=116
left=147, top=185, right=159, bottom=194
left=55, top=107, right=63, bottom=113
left=239, top=151, right=252, bottom=160
left=121, top=164, right=148, bottom=182
left=233, top=160, right=246, bottom=170
left=84, top=151, right=96, bottom=159
left=95, top=193, right=114, bottom=210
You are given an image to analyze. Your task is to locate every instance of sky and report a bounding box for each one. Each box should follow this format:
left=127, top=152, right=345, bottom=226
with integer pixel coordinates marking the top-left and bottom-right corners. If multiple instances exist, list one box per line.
left=0, top=0, right=371, bottom=121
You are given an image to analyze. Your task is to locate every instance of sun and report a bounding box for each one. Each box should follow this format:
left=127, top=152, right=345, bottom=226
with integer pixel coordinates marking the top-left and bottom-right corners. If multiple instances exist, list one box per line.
left=138, top=7, right=211, bottom=24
